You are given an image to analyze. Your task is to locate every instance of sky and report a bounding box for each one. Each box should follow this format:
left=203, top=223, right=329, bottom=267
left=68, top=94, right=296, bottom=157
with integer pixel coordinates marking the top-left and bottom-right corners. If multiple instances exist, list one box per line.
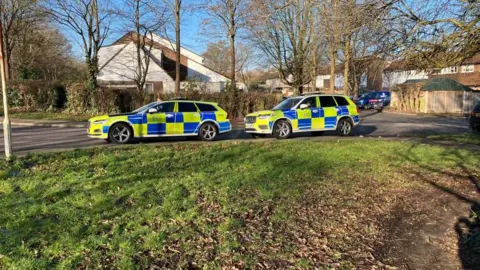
left=66, top=0, right=215, bottom=60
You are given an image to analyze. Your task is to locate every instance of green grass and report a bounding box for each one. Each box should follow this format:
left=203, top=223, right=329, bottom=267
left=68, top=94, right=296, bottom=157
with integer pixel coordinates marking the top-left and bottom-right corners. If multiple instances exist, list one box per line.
left=1, top=111, right=92, bottom=122
left=0, top=141, right=478, bottom=268
left=422, top=132, right=480, bottom=145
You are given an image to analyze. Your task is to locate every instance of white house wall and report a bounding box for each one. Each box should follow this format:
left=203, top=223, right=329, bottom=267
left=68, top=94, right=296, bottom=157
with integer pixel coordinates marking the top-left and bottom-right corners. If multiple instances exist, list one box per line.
left=187, top=59, right=230, bottom=83
left=382, top=70, right=428, bottom=89
left=98, top=43, right=173, bottom=83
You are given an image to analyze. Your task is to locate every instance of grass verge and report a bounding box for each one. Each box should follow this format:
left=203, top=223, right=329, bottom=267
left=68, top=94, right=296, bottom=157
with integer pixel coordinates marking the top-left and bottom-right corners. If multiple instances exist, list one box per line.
left=0, top=140, right=479, bottom=268
left=421, top=132, right=480, bottom=145
left=4, top=111, right=91, bottom=122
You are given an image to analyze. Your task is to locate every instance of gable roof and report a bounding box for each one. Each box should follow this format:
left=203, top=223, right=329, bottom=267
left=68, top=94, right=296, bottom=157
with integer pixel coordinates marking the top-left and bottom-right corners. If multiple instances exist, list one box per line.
left=422, top=78, right=473, bottom=91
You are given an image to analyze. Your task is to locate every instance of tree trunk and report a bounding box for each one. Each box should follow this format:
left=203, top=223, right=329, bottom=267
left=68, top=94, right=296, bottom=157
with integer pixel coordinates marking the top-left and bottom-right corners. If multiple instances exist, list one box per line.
left=343, top=34, right=352, bottom=96
left=175, top=0, right=181, bottom=96
left=329, top=45, right=336, bottom=93
left=229, top=30, right=236, bottom=92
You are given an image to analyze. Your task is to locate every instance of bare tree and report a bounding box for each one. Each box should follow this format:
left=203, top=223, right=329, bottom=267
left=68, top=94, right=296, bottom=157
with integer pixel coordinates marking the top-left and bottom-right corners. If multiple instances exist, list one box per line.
left=0, top=0, right=37, bottom=80
left=249, top=0, right=316, bottom=94
left=393, top=0, right=480, bottom=69
left=161, top=0, right=183, bottom=95
left=204, top=0, right=249, bottom=92
left=118, top=0, right=166, bottom=97
left=202, top=40, right=251, bottom=75
left=43, top=0, right=113, bottom=90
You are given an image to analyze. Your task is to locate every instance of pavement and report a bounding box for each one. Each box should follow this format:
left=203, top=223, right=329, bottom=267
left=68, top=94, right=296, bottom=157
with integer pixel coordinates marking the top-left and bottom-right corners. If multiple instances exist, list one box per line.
left=0, top=111, right=471, bottom=156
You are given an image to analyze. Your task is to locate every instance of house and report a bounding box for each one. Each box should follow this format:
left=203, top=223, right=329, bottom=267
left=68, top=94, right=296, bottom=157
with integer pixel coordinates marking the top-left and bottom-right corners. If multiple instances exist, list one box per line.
left=381, top=61, right=428, bottom=90
left=97, top=32, right=230, bottom=94
left=429, top=54, right=480, bottom=90
left=382, top=53, right=480, bottom=91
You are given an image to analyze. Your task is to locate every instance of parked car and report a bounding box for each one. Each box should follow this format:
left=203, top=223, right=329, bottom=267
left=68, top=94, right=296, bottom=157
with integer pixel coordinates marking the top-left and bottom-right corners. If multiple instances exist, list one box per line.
left=244, top=94, right=360, bottom=139
left=87, top=100, right=231, bottom=143
left=355, top=91, right=391, bottom=109
left=470, top=101, right=480, bottom=133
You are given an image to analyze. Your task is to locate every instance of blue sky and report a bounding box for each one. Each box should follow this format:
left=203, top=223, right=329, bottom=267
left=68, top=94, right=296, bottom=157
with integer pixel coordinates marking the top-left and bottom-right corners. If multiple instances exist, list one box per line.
left=67, top=1, right=215, bottom=59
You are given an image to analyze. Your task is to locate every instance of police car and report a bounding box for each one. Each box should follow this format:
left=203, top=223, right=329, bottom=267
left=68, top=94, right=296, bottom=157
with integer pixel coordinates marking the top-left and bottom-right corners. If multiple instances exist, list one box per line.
left=88, top=100, right=231, bottom=143
left=244, top=95, right=360, bottom=139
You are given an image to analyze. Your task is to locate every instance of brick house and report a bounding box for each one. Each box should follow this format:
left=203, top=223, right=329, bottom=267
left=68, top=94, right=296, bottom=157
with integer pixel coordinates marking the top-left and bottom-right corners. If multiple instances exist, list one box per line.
left=429, top=54, right=480, bottom=90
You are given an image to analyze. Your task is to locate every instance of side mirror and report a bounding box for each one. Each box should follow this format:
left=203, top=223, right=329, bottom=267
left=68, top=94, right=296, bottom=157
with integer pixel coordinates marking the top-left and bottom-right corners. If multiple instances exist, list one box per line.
left=148, top=108, right=158, bottom=114
left=299, top=104, right=309, bottom=110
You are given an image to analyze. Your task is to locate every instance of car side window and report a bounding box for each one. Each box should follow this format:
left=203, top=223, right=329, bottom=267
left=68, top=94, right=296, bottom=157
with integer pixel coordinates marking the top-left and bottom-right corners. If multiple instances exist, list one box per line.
left=196, top=103, right=217, bottom=112
left=299, top=97, right=317, bottom=108
left=320, top=96, right=337, bottom=107
left=178, top=102, right=198, bottom=112
left=334, top=97, right=349, bottom=106
left=156, top=102, right=175, bottom=113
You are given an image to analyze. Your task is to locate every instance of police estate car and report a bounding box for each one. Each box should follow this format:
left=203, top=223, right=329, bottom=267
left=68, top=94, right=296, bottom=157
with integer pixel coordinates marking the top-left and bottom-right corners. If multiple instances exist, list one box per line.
left=244, top=95, right=360, bottom=139
left=88, top=100, right=231, bottom=143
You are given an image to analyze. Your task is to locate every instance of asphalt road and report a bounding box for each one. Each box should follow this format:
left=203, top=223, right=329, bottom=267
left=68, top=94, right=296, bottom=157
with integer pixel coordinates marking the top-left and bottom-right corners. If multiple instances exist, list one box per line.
left=0, top=111, right=471, bottom=156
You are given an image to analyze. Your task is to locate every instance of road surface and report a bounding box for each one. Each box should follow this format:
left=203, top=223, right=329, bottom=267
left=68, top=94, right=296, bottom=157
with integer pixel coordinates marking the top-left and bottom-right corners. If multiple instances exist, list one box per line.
left=1, top=111, right=471, bottom=156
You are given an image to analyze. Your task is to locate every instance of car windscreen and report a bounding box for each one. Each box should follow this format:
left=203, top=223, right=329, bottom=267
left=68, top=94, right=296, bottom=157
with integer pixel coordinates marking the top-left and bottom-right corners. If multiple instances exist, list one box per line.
left=273, top=97, right=304, bottom=110
left=132, top=102, right=158, bottom=113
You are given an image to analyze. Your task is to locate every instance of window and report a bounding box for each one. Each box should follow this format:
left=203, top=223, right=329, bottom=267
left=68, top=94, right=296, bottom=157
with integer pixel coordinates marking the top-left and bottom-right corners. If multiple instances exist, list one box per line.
left=273, top=97, right=303, bottom=110
left=441, top=66, right=458, bottom=74
left=196, top=103, right=217, bottom=112
left=334, top=96, right=350, bottom=106
left=319, top=96, right=337, bottom=107
left=144, top=83, right=153, bottom=93
left=299, top=97, right=317, bottom=108
left=155, top=102, right=175, bottom=113
left=462, top=65, right=474, bottom=73
left=178, top=102, right=198, bottom=112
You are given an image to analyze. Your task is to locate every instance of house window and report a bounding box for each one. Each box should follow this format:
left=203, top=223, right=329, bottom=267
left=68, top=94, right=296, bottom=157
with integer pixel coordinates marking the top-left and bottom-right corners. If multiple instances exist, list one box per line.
left=441, top=66, right=458, bottom=74
left=144, top=83, right=153, bottom=93
left=462, top=65, right=474, bottom=73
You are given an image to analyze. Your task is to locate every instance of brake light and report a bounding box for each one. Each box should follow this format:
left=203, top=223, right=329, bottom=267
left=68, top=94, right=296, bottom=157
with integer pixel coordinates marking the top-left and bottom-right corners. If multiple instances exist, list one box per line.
left=356, top=106, right=360, bottom=114
left=226, top=112, right=230, bottom=120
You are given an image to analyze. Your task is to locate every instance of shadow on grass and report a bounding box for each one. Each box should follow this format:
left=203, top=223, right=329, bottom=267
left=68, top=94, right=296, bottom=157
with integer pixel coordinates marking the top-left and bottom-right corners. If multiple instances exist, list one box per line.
left=398, top=144, right=480, bottom=269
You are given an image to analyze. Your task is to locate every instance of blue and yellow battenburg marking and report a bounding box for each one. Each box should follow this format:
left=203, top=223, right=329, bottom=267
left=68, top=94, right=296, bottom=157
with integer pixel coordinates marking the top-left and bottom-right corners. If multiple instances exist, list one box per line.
left=245, top=95, right=360, bottom=134
left=87, top=102, right=231, bottom=139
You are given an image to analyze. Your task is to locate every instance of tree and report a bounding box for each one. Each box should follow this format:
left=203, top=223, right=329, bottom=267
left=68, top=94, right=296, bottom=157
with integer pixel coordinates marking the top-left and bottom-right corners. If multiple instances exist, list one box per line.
left=202, top=40, right=251, bottom=75
left=43, top=0, right=113, bottom=90
left=393, top=0, right=480, bottom=69
left=0, top=0, right=37, bottom=80
left=204, top=0, right=249, bottom=92
left=249, top=0, right=317, bottom=94
left=161, top=0, right=183, bottom=95
left=118, top=0, right=166, bottom=96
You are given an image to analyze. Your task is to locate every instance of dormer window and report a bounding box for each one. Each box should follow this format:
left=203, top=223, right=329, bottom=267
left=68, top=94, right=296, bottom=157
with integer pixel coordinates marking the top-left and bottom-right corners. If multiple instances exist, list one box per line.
left=441, top=66, right=458, bottom=74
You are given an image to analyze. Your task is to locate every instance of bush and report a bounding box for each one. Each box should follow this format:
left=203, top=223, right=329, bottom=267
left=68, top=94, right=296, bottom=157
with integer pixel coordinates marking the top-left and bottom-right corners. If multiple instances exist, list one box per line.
left=7, top=81, right=67, bottom=111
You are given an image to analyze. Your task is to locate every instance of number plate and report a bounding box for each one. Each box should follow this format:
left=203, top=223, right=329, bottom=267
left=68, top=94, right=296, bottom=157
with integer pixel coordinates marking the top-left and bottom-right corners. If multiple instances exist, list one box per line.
left=245, top=124, right=254, bottom=129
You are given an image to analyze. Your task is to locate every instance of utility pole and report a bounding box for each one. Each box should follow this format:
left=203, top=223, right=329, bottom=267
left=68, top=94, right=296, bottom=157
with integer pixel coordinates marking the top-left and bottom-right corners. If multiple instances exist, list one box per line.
left=0, top=21, right=12, bottom=160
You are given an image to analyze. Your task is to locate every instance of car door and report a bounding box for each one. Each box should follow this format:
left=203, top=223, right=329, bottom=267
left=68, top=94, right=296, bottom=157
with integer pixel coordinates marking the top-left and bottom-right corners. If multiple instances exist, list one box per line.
left=175, top=102, right=201, bottom=134
left=319, top=96, right=339, bottom=129
left=295, top=97, right=318, bottom=131
left=334, top=96, right=350, bottom=117
left=146, top=102, right=175, bottom=136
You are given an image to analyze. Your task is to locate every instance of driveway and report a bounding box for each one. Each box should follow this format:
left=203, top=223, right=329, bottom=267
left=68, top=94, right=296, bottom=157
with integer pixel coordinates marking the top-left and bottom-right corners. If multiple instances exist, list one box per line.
left=0, top=111, right=471, bottom=156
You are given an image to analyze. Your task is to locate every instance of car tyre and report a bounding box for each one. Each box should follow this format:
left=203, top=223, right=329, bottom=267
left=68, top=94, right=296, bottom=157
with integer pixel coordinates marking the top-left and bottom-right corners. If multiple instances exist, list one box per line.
left=199, top=122, right=218, bottom=141
left=109, top=123, right=133, bottom=144
left=273, top=120, right=291, bottom=139
left=337, top=118, right=353, bottom=136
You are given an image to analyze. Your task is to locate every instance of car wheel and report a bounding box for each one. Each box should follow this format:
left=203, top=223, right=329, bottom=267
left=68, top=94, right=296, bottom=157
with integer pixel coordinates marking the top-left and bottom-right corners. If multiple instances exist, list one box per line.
left=199, top=122, right=218, bottom=141
left=109, top=123, right=133, bottom=144
left=273, top=120, right=291, bottom=139
left=337, top=118, right=353, bottom=136
left=311, top=131, right=324, bottom=136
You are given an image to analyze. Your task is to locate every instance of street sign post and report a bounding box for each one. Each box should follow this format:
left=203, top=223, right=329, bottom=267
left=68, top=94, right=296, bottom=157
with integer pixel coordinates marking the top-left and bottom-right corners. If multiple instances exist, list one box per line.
left=0, top=22, right=13, bottom=160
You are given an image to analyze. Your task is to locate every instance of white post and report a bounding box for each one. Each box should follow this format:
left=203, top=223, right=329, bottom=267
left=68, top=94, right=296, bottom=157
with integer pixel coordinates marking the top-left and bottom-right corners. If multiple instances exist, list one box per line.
left=0, top=22, right=12, bottom=160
